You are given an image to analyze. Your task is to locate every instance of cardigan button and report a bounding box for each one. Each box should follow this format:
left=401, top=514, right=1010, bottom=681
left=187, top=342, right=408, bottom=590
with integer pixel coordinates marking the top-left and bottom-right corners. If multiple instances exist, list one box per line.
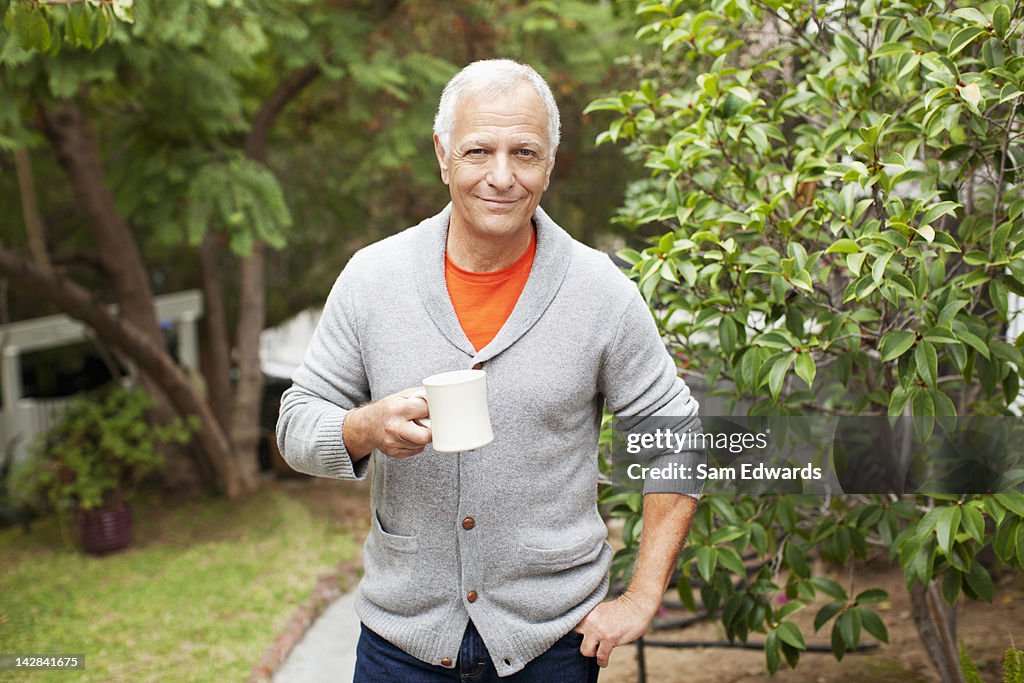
left=467, top=591, right=478, bottom=603
left=440, top=658, right=452, bottom=667
left=472, top=362, right=483, bottom=370
left=462, top=517, right=475, bottom=530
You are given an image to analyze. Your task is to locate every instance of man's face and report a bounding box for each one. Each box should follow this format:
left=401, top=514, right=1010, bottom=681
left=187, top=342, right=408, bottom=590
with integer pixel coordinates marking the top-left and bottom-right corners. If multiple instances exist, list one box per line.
left=434, top=84, right=555, bottom=243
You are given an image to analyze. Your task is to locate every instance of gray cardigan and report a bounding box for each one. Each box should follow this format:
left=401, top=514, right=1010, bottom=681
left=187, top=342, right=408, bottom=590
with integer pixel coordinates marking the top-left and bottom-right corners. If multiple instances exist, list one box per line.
left=277, top=204, right=701, bottom=676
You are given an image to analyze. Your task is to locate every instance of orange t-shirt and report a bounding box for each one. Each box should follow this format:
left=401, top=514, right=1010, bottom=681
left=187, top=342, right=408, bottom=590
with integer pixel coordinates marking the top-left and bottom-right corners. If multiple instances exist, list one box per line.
left=445, top=230, right=536, bottom=351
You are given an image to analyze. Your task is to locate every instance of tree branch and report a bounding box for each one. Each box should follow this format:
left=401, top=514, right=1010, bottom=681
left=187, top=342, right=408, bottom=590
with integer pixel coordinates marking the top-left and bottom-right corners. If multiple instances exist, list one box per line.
left=245, top=63, right=322, bottom=163
left=0, top=245, right=243, bottom=498
left=12, top=148, right=53, bottom=271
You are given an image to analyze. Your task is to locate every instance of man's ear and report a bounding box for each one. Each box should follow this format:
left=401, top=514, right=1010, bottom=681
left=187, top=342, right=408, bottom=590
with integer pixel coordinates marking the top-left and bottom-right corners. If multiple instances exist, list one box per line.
left=433, top=134, right=450, bottom=185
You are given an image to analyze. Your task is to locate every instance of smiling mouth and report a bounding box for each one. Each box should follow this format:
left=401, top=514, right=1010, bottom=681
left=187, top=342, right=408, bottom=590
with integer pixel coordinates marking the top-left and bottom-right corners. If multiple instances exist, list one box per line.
left=478, top=197, right=519, bottom=204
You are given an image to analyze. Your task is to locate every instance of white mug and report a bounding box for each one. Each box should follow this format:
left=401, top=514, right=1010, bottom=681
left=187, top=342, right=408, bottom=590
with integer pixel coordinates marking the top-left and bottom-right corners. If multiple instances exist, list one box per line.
left=416, top=369, right=494, bottom=452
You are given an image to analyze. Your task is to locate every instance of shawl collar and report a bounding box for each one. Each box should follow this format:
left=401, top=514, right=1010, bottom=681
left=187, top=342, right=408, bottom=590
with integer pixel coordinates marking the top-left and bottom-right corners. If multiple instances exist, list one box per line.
left=413, top=203, right=573, bottom=363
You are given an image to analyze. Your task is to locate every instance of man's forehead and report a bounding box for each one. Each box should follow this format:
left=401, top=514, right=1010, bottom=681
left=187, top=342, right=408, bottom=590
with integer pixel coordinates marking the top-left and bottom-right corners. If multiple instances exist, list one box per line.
left=453, top=88, right=549, bottom=134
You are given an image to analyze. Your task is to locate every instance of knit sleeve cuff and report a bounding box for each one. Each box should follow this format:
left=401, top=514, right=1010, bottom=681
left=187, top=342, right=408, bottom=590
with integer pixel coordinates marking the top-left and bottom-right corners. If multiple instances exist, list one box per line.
left=641, top=451, right=704, bottom=499
left=316, top=410, right=370, bottom=481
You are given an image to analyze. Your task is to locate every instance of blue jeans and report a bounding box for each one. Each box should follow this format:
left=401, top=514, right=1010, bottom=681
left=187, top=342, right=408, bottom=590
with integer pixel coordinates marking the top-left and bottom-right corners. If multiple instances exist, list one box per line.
left=354, top=621, right=600, bottom=682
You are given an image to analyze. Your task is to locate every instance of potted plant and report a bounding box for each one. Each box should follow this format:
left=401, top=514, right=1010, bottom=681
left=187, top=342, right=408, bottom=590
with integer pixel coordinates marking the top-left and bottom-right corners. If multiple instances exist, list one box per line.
left=7, top=383, right=193, bottom=554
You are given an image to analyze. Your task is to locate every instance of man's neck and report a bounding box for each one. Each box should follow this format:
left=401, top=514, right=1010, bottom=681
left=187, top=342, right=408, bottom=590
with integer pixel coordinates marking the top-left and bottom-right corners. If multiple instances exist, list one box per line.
left=446, top=220, right=534, bottom=273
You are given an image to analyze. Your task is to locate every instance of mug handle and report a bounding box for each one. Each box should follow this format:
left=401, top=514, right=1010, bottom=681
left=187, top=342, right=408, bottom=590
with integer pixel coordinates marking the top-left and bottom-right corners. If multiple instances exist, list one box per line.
left=410, top=388, right=431, bottom=429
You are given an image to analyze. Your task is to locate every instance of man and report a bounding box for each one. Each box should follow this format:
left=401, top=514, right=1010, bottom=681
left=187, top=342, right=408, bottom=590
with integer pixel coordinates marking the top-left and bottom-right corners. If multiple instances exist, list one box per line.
left=277, top=59, right=702, bottom=681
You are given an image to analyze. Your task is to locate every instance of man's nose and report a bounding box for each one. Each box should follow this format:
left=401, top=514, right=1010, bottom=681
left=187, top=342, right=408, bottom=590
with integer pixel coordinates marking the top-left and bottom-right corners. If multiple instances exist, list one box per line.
left=486, top=153, right=515, bottom=190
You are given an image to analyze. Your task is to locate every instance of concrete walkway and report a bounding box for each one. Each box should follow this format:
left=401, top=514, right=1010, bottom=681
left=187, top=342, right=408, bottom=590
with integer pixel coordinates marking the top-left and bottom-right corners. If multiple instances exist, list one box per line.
left=274, top=591, right=361, bottom=682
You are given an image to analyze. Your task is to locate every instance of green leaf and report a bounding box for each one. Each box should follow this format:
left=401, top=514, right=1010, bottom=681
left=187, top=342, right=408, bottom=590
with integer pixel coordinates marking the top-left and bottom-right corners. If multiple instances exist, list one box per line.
left=811, top=576, right=847, bottom=601
left=914, top=224, right=936, bottom=242
left=998, top=521, right=1021, bottom=562
left=765, top=629, right=781, bottom=675
left=993, top=4, right=1010, bottom=38
left=952, top=7, right=988, bottom=24
left=872, top=41, right=911, bottom=59
left=834, top=33, right=861, bottom=62
left=948, top=27, right=984, bottom=57
left=915, top=340, right=938, bottom=389
left=697, top=546, right=718, bottom=582
left=965, top=561, right=994, bottom=602
left=717, top=547, right=747, bottom=576
left=935, top=505, right=961, bottom=556
left=961, top=505, right=984, bottom=543
left=889, top=385, right=911, bottom=417
left=855, top=588, right=888, bottom=605
left=769, top=352, right=796, bottom=399
left=954, top=327, right=990, bottom=359
left=879, top=330, right=916, bottom=362
left=776, top=622, right=807, bottom=650
left=827, top=239, right=860, bottom=254
left=918, top=201, right=960, bottom=227
left=13, top=6, right=52, bottom=52
left=847, top=251, right=868, bottom=276
left=837, top=608, right=862, bottom=648
left=942, top=569, right=962, bottom=605
left=719, top=316, right=738, bottom=355
left=1017, top=524, right=1024, bottom=569
left=814, top=601, right=845, bottom=631
left=794, top=352, right=816, bottom=389
left=785, top=540, right=810, bottom=578
left=872, top=251, right=893, bottom=285
left=831, top=621, right=846, bottom=660
left=912, top=391, right=935, bottom=441
left=994, top=494, right=1024, bottom=518
left=859, top=608, right=889, bottom=644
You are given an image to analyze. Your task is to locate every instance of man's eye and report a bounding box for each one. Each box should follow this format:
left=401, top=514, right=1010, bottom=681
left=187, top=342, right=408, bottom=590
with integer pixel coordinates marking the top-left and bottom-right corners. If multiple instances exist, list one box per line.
left=515, top=149, right=536, bottom=157
left=466, top=148, right=486, bottom=156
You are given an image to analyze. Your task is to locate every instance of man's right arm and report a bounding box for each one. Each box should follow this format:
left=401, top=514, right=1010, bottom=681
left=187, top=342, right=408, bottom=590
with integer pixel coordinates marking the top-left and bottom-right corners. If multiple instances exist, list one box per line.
left=343, top=391, right=432, bottom=461
left=276, top=262, right=432, bottom=479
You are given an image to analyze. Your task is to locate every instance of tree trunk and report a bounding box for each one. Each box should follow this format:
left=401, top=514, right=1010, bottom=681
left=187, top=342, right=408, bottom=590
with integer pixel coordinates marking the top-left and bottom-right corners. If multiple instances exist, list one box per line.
left=225, top=62, right=322, bottom=491
left=38, top=100, right=204, bottom=490
left=198, top=233, right=234, bottom=433
left=910, top=580, right=964, bottom=683
left=0, top=247, right=244, bottom=499
left=230, top=242, right=265, bottom=492
left=39, top=100, right=162, bottom=343
left=13, top=147, right=52, bottom=271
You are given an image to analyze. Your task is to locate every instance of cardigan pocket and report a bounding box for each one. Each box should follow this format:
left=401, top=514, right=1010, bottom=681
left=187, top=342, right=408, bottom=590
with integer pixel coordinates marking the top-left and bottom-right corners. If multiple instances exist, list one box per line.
left=361, top=510, right=420, bottom=613
left=517, top=529, right=605, bottom=571
left=368, top=509, right=418, bottom=554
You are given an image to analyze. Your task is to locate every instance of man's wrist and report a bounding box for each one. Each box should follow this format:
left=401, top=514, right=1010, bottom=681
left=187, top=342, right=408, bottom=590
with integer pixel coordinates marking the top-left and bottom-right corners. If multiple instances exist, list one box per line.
left=343, top=403, right=377, bottom=461
left=622, top=587, right=663, bottom=617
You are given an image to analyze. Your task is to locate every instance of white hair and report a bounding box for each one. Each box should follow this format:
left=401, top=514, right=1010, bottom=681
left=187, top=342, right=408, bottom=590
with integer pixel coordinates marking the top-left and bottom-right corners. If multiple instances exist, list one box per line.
left=433, top=59, right=561, bottom=156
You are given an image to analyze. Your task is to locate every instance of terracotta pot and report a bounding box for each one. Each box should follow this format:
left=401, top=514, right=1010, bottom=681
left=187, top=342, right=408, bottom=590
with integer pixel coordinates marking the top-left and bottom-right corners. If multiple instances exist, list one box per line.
left=76, top=501, right=133, bottom=555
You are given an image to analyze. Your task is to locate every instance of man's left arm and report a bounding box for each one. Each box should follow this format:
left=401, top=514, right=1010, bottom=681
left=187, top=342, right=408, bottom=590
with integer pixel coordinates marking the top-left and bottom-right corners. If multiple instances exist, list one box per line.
left=578, top=281, right=704, bottom=667
left=576, top=493, right=697, bottom=667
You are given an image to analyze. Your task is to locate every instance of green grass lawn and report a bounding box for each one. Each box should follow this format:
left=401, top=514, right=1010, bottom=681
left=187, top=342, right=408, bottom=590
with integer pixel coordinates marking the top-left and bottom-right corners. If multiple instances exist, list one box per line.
left=0, top=480, right=360, bottom=682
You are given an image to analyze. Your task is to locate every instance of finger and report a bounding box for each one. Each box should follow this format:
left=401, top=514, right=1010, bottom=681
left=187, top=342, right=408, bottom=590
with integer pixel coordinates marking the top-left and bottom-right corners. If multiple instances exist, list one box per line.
left=579, top=634, right=599, bottom=658
left=395, top=420, right=431, bottom=446
left=384, top=445, right=425, bottom=458
left=595, top=640, right=615, bottom=668
left=399, top=389, right=429, bottom=419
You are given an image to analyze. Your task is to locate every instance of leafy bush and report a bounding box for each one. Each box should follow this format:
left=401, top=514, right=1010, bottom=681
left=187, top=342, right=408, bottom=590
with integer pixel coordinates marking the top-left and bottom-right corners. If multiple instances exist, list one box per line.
left=8, top=384, right=194, bottom=511
left=593, top=0, right=1024, bottom=679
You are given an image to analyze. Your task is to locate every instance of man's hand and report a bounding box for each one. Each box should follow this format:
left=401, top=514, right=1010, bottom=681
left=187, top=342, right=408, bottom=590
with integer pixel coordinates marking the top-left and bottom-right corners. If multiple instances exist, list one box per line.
left=343, top=388, right=431, bottom=460
left=575, top=493, right=697, bottom=668
left=574, top=591, right=659, bottom=668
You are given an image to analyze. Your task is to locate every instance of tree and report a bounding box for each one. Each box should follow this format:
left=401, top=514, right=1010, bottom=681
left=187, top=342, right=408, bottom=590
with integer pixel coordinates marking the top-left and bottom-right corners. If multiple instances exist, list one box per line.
left=0, top=0, right=421, bottom=496
left=1, top=0, right=643, bottom=497
left=591, top=0, right=1024, bottom=680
